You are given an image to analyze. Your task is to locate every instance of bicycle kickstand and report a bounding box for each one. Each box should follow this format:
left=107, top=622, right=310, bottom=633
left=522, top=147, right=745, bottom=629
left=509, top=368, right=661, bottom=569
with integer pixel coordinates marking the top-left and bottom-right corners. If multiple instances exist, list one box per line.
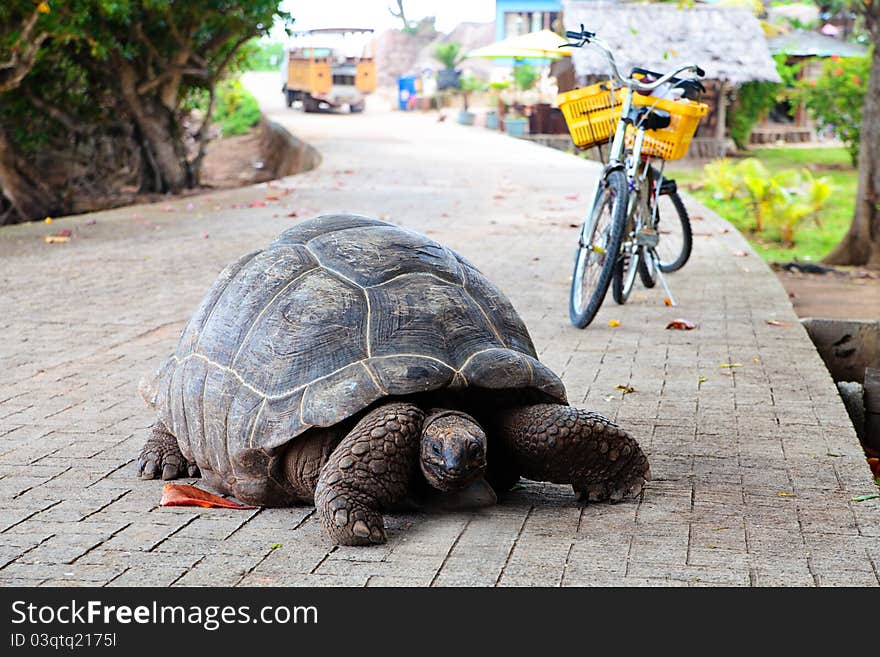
left=655, top=266, right=677, bottom=307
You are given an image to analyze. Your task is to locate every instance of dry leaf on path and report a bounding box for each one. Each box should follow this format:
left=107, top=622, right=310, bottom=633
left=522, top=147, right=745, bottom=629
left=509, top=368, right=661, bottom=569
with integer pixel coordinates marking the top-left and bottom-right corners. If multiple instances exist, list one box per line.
left=615, top=384, right=635, bottom=394
left=765, top=320, right=792, bottom=327
left=608, top=319, right=620, bottom=327
left=666, top=319, right=696, bottom=330
left=161, top=483, right=257, bottom=509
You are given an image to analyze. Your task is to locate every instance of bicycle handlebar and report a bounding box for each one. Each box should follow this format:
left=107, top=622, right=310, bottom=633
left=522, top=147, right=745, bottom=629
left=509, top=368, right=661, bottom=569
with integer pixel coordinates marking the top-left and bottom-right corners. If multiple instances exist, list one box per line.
left=561, top=24, right=705, bottom=91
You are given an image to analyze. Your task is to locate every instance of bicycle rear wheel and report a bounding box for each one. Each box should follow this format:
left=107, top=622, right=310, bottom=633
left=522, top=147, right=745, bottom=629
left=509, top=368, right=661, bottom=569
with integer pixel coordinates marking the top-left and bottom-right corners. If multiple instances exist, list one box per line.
left=570, top=170, right=627, bottom=328
left=656, top=188, right=693, bottom=273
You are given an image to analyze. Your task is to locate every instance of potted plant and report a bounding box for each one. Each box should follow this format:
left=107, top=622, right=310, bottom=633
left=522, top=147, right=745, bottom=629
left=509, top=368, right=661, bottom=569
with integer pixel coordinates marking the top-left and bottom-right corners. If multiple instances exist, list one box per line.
left=485, top=81, right=509, bottom=130
left=433, top=42, right=464, bottom=91
left=505, top=64, right=539, bottom=136
left=458, top=76, right=484, bottom=125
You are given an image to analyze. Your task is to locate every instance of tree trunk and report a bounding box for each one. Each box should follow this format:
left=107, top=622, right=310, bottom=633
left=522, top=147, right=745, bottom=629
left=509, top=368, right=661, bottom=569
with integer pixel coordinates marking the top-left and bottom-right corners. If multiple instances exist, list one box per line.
left=0, top=127, right=60, bottom=222
left=117, top=63, right=192, bottom=193
left=824, top=19, right=880, bottom=267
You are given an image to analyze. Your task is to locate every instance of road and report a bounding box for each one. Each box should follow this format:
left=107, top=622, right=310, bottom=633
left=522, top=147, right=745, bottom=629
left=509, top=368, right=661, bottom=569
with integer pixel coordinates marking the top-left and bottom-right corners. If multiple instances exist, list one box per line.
left=0, top=76, right=877, bottom=586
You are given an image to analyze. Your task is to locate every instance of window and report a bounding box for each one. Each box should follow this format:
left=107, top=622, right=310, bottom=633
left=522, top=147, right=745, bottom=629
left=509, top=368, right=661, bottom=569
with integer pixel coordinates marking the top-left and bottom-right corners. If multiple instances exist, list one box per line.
left=504, top=11, right=562, bottom=37
left=332, top=74, right=355, bottom=86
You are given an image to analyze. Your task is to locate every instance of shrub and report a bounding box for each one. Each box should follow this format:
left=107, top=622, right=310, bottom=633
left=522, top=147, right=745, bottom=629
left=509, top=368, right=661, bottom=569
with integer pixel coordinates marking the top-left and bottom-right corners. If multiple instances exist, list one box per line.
left=701, top=157, right=835, bottom=244
left=797, top=53, right=870, bottom=166
left=213, top=79, right=261, bottom=136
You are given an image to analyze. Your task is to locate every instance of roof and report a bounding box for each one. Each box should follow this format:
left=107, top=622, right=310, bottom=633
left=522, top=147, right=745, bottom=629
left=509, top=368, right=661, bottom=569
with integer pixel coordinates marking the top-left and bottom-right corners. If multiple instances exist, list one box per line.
left=768, top=30, right=868, bottom=58
left=563, top=1, right=781, bottom=85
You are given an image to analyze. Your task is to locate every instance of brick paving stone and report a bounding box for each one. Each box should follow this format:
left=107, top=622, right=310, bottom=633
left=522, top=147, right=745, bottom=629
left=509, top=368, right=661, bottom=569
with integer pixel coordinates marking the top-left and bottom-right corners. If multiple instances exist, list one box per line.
left=1, top=90, right=877, bottom=587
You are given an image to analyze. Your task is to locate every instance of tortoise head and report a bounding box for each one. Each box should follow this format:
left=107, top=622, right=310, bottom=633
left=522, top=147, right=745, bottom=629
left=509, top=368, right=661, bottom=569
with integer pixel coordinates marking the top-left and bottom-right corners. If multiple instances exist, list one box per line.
left=420, top=410, right=487, bottom=492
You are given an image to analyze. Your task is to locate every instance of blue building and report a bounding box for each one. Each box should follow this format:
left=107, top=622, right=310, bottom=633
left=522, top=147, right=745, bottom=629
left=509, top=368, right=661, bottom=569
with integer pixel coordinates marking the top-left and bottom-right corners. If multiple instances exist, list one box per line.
left=494, top=0, right=563, bottom=41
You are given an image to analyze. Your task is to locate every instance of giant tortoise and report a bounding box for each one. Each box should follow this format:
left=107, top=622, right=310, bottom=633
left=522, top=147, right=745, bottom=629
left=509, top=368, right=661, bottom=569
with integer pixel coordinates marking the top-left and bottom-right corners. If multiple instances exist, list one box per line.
left=138, top=215, right=650, bottom=545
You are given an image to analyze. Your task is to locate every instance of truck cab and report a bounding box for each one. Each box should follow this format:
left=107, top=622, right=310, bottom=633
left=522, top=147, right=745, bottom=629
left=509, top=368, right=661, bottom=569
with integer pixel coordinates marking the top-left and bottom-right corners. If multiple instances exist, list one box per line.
left=282, top=28, right=376, bottom=113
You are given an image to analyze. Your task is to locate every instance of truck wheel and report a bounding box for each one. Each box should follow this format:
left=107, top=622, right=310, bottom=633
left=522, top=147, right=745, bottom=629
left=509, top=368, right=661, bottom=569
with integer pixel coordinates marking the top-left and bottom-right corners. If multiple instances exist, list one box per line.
left=303, top=96, right=318, bottom=113
left=286, top=90, right=295, bottom=108
left=349, top=102, right=365, bottom=113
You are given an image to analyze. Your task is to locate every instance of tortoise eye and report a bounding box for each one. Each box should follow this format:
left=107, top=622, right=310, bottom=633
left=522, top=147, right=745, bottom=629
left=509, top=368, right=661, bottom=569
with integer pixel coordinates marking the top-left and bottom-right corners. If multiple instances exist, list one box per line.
left=469, top=443, right=483, bottom=458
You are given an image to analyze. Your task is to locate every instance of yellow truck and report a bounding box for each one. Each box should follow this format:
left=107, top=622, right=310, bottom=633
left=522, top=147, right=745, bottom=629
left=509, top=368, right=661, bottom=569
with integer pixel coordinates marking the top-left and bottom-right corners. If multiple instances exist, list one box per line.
left=282, top=28, right=376, bottom=113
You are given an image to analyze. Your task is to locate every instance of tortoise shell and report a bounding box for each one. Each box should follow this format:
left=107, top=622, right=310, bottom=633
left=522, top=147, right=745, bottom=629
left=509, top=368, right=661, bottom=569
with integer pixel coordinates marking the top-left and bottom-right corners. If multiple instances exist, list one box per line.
left=142, top=215, right=566, bottom=503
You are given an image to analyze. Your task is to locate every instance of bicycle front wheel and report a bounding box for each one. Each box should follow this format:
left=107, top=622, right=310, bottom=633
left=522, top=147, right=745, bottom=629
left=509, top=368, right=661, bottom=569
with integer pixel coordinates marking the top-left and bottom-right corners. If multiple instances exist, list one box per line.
left=569, top=170, right=627, bottom=328
left=656, top=190, right=693, bottom=273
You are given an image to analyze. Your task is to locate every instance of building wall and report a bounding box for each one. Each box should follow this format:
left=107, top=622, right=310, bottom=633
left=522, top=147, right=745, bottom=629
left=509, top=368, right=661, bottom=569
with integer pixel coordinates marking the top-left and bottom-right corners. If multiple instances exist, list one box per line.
left=494, top=0, right=563, bottom=41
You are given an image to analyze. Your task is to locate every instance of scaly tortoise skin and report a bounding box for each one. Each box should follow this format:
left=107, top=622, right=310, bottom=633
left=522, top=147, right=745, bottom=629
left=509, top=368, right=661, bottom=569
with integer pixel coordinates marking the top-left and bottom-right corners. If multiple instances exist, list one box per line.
left=138, top=214, right=650, bottom=545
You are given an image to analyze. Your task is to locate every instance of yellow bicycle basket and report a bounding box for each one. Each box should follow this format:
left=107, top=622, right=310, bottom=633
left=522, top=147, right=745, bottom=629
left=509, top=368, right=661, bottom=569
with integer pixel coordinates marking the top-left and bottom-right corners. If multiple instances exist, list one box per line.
left=556, top=81, right=625, bottom=149
left=557, top=82, right=709, bottom=161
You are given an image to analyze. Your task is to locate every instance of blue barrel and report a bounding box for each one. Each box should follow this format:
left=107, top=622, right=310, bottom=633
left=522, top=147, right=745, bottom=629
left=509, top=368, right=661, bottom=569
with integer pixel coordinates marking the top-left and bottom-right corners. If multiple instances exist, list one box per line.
left=398, top=76, right=417, bottom=111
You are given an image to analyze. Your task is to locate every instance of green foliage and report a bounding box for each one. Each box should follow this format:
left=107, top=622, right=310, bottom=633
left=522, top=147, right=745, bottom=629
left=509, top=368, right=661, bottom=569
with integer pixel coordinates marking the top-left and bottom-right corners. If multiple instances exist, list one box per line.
left=729, top=81, right=780, bottom=149
left=0, top=0, right=292, bottom=211
left=703, top=158, right=739, bottom=200
left=433, top=42, right=463, bottom=70
left=512, top=64, right=539, bottom=92
left=243, top=39, right=285, bottom=72
left=671, top=147, right=856, bottom=262
left=797, top=53, right=870, bottom=166
left=213, top=79, right=261, bottom=136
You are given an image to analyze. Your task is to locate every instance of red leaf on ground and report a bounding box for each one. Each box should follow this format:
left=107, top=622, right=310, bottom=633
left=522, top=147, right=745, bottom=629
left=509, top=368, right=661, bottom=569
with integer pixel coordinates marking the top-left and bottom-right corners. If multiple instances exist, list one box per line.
left=54, top=229, right=73, bottom=238
left=248, top=200, right=266, bottom=208
left=287, top=211, right=298, bottom=218
left=666, top=319, right=696, bottom=330
left=264, top=195, right=281, bottom=201
left=663, top=297, right=674, bottom=306
left=765, top=319, right=792, bottom=327
left=160, top=483, right=257, bottom=509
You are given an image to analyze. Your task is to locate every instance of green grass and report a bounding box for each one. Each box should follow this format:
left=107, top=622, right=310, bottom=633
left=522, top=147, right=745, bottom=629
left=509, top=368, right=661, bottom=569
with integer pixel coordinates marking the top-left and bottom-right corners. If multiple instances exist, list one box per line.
left=667, top=147, right=857, bottom=264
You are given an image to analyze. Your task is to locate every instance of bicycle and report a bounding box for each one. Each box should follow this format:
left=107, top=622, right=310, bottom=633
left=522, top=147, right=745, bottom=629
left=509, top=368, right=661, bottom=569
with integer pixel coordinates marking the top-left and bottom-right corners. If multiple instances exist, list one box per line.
left=558, top=26, right=707, bottom=328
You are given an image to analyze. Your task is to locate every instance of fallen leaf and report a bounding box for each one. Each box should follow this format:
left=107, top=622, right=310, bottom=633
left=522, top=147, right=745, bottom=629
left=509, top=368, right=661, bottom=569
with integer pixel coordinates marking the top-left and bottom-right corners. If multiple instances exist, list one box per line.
left=287, top=211, right=299, bottom=218
left=44, top=216, right=53, bottom=224
left=264, top=195, right=281, bottom=201
left=271, top=543, right=283, bottom=549
left=732, top=250, right=749, bottom=257
left=666, top=319, right=696, bottom=330
left=44, top=235, right=70, bottom=244
left=663, top=297, right=673, bottom=306
left=608, top=319, right=621, bottom=327
left=720, top=363, right=742, bottom=369
left=202, top=233, right=210, bottom=239
left=248, top=200, right=266, bottom=208
left=692, top=231, right=714, bottom=237
left=753, top=356, right=761, bottom=363
left=698, top=375, right=707, bottom=384
left=765, top=320, right=792, bottom=327
left=851, top=494, right=880, bottom=502
left=692, top=215, right=705, bottom=221
left=615, top=384, right=635, bottom=395
left=160, top=483, right=257, bottom=509
left=776, top=492, right=796, bottom=498
left=53, top=229, right=73, bottom=238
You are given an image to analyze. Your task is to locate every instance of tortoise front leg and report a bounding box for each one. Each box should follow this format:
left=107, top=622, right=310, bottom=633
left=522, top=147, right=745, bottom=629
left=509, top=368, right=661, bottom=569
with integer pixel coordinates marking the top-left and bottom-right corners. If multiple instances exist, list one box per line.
left=493, top=404, right=650, bottom=502
left=314, top=402, right=424, bottom=546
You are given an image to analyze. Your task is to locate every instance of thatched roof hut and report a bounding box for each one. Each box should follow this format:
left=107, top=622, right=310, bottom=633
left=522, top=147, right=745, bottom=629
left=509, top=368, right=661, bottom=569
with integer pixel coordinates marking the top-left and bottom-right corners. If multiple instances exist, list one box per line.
left=563, top=1, right=780, bottom=85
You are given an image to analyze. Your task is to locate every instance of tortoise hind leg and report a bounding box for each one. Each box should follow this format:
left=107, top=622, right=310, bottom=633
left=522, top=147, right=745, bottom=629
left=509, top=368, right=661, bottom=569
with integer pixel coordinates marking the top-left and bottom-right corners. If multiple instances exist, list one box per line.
left=493, top=404, right=650, bottom=502
left=313, top=402, right=424, bottom=546
left=137, top=421, right=200, bottom=480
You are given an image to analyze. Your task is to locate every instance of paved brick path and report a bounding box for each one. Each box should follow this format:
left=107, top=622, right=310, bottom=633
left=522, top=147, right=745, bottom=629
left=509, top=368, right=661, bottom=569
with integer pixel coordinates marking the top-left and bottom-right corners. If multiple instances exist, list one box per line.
left=1, top=96, right=878, bottom=586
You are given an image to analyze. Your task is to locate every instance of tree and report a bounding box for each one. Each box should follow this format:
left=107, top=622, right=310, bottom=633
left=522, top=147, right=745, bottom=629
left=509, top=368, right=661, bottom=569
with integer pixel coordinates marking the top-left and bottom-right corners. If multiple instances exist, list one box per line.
left=823, top=1, right=880, bottom=266
left=0, top=1, right=291, bottom=224
left=433, top=42, right=464, bottom=70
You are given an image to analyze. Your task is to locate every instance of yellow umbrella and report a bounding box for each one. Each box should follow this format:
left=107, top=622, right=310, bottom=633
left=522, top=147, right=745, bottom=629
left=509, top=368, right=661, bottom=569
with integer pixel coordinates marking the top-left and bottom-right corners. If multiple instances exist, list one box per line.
left=466, top=29, right=571, bottom=60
